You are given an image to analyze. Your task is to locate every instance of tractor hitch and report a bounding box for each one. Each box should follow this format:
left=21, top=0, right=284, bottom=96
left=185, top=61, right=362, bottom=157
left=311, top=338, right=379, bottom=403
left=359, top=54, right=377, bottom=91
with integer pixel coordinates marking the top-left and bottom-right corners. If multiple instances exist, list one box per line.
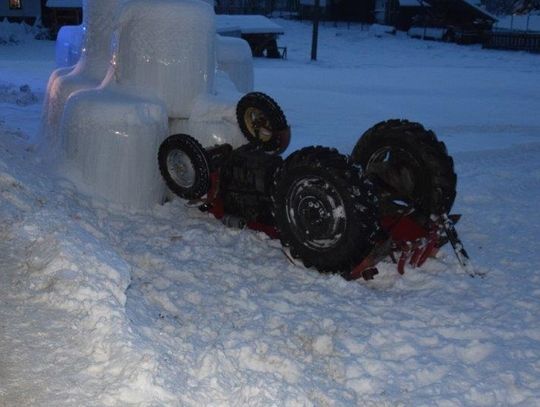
left=346, top=213, right=471, bottom=280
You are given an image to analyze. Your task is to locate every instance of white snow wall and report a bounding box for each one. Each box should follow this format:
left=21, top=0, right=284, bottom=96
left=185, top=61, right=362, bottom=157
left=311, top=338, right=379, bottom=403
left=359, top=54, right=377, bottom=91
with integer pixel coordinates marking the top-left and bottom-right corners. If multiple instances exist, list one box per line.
left=116, top=0, right=216, bottom=118
left=41, top=0, right=122, bottom=155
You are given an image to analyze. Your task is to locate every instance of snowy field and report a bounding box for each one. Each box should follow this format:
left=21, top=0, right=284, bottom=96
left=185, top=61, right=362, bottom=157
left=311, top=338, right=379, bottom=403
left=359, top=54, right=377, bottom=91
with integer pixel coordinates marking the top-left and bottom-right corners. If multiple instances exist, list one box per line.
left=1, top=19, right=540, bottom=406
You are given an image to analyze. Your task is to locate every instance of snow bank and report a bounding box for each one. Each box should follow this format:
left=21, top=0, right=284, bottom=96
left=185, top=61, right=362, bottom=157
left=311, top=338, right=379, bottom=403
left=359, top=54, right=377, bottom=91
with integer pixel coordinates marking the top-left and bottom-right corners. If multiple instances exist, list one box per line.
left=0, top=227, right=173, bottom=405
left=0, top=133, right=174, bottom=405
left=369, top=24, right=397, bottom=37
left=0, top=82, right=38, bottom=106
left=408, top=26, right=447, bottom=40
left=0, top=19, right=46, bottom=45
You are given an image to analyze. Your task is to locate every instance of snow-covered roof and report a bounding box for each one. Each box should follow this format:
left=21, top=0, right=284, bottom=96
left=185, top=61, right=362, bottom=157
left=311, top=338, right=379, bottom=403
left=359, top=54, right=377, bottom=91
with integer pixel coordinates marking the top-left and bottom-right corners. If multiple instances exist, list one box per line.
left=46, top=0, right=82, bottom=8
left=399, top=0, right=426, bottom=7
left=495, top=15, right=540, bottom=32
left=300, top=0, right=328, bottom=6
left=215, top=15, right=284, bottom=35
left=400, top=0, right=495, bottom=21
left=462, top=0, right=498, bottom=21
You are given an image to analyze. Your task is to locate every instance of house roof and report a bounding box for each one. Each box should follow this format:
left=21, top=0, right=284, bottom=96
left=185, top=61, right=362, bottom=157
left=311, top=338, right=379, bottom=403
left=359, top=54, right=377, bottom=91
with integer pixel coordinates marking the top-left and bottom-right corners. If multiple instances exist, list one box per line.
left=215, top=15, right=284, bottom=35
left=424, top=0, right=497, bottom=22
left=299, top=0, right=328, bottom=6
left=462, top=0, right=498, bottom=21
left=399, top=0, right=429, bottom=7
left=46, top=0, right=82, bottom=8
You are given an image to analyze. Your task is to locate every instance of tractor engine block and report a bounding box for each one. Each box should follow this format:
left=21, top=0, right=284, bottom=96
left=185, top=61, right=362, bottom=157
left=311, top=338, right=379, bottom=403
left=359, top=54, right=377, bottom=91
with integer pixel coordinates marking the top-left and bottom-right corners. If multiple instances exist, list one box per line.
left=219, top=145, right=282, bottom=223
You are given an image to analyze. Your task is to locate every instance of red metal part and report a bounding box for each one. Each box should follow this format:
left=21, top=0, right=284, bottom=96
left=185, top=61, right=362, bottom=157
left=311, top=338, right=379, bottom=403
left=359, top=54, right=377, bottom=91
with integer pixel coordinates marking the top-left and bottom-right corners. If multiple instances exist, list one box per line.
left=349, top=214, right=448, bottom=280
left=382, top=215, right=429, bottom=242
left=347, top=254, right=379, bottom=281
left=387, top=215, right=442, bottom=275
left=276, top=127, right=292, bottom=152
left=207, top=172, right=225, bottom=219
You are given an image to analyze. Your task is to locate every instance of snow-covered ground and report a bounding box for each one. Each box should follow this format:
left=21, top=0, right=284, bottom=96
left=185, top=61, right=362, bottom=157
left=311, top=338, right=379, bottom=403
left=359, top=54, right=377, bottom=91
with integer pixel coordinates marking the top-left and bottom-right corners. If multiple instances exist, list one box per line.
left=1, top=19, right=540, bottom=406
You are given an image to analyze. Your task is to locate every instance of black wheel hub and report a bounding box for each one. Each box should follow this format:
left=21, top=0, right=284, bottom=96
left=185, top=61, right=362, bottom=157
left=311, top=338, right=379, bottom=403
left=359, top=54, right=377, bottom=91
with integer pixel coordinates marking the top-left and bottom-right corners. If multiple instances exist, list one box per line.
left=286, top=177, right=346, bottom=250
left=166, top=149, right=196, bottom=189
left=367, top=146, right=423, bottom=212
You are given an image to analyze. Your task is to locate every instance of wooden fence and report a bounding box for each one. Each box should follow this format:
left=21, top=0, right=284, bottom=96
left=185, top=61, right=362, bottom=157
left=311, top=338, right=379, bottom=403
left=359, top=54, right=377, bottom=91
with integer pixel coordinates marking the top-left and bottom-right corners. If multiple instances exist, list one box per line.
left=483, top=31, right=540, bottom=53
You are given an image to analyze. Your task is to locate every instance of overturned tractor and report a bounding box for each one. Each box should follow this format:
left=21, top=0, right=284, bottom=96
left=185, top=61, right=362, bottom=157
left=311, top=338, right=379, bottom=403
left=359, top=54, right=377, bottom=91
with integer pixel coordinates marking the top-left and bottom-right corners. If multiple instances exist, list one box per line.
left=42, top=0, right=470, bottom=280
left=158, top=92, right=471, bottom=280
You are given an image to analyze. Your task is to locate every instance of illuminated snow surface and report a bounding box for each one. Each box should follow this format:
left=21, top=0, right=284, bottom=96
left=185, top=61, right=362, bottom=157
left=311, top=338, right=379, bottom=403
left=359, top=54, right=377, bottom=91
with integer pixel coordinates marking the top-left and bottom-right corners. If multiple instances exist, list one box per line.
left=1, top=20, right=540, bottom=406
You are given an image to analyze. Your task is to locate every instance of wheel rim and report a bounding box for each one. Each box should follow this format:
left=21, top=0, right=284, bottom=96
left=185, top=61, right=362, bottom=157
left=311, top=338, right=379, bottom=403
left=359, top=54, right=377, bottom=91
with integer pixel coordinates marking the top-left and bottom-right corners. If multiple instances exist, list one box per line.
left=243, top=107, right=273, bottom=142
left=285, top=176, right=346, bottom=250
left=366, top=146, right=423, bottom=211
left=167, top=149, right=196, bottom=189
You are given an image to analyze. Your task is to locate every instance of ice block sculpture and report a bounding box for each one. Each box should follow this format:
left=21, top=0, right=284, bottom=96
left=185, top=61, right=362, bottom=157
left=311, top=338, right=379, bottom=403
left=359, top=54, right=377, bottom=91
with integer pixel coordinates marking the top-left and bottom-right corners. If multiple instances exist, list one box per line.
left=115, top=0, right=216, bottom=118
left=52, top=1, right=254, bottom=95
left=41, top=0, right=122, bottom=156
left=60, top=0, right=222, bottom=208
left=55, top=25, right=84, bottom=69
left=217, top=36, right=254, bottom=94
left=41, top=0, right=259, bottom=209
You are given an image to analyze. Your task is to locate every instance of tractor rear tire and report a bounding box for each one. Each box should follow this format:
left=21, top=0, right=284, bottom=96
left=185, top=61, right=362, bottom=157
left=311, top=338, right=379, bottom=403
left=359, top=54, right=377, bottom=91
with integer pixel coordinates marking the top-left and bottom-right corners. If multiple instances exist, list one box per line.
left=272, top=147, right=381, bottom=274
left=352, top=120, right=457, bottom=216
left=158, top=134, right=211, bottom=200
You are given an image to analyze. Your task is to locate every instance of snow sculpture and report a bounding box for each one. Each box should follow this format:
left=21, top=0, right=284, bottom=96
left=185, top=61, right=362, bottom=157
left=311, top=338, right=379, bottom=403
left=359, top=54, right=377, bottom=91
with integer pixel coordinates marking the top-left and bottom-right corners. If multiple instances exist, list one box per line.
left=115, top=0, right=216, bottom=118
left=52, top=2, right=254, bottom=94
left=55, top=25, right=84, bottom=69
left=42, top=0, right=122, bottom=155
left=217, top=36, right=254, bottom=93
left=55, top=0, right=249, bottom=208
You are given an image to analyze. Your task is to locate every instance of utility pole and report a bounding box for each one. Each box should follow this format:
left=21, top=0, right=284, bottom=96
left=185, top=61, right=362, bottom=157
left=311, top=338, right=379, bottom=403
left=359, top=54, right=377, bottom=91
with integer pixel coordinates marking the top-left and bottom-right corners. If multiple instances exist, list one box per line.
left=311, top=0, right=321, bottom=61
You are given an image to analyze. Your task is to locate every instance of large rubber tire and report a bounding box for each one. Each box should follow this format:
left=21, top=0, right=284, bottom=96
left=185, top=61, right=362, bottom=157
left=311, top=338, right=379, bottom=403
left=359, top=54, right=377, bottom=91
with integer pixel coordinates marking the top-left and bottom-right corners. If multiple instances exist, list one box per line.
left=158, top=134, right=211, bottom=200
left=272, top=147, right=381, bottom=274
left=236, top=92, right=290, bottom=154
left=352, top=120, right=457, bottom=216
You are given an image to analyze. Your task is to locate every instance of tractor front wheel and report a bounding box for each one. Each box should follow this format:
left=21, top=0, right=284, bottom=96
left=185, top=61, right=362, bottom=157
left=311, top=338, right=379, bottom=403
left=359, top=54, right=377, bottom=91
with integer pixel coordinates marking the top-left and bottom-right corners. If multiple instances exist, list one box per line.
left=236, top=92, right=290, bottom=154
left=158, top=134, right=211, bottom=200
